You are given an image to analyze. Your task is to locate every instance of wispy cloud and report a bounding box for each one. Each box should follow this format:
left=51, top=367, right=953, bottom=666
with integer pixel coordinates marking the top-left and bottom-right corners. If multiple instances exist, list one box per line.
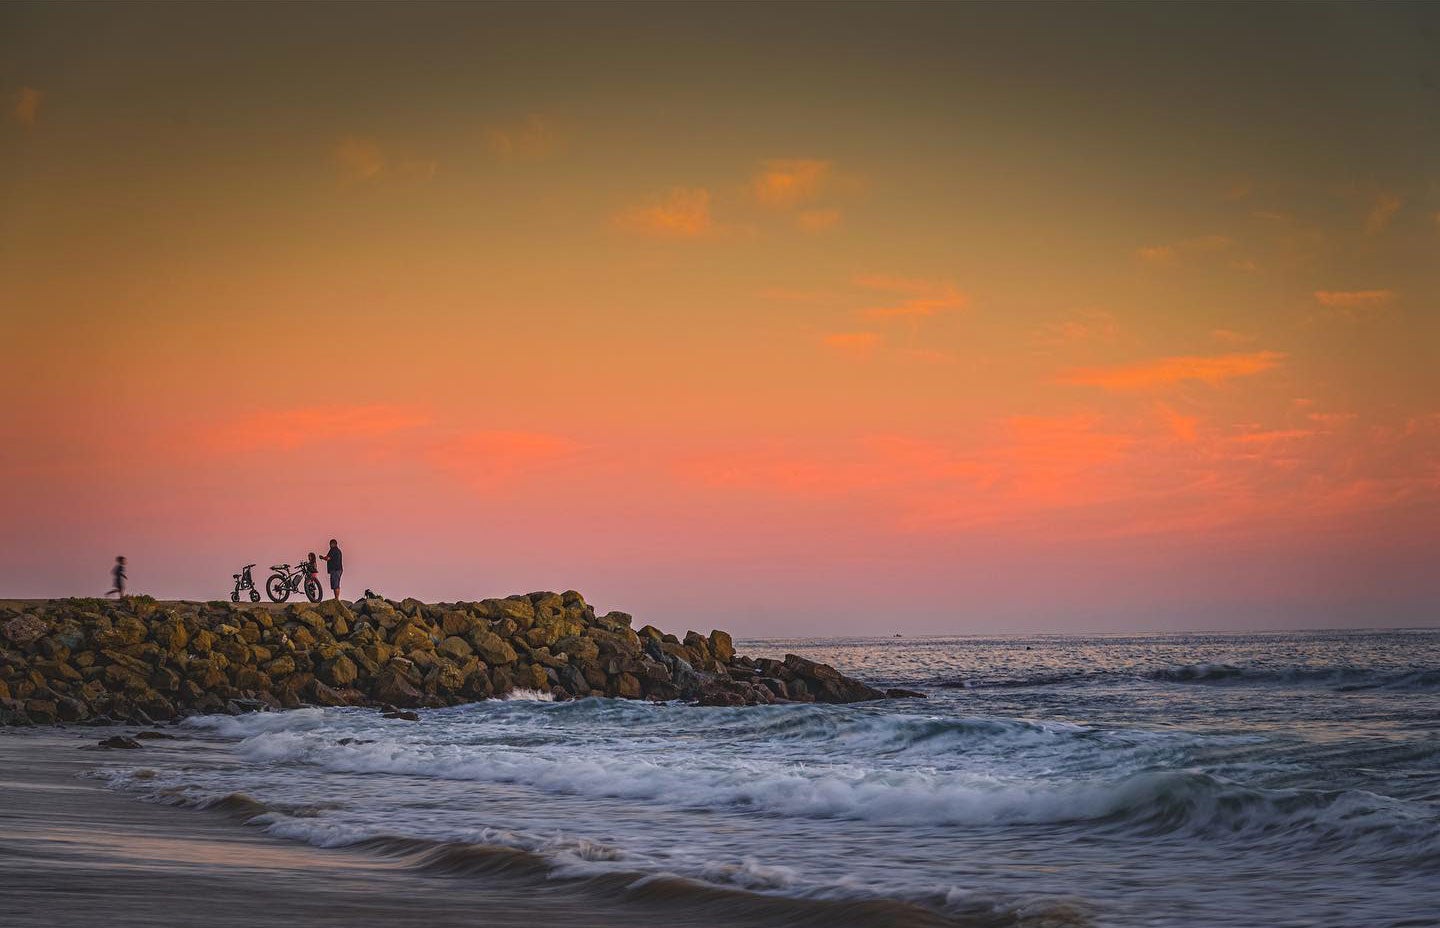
left=1228, top=428, right=1315, bottom=446
left=614, top=187, right=715, bottom=238
left=1037, top=309, right=1123, bottom=346
left=1154, top=402, right=1200, bottom=442
left=748, top=159, right=857, bottom=232
left=750, top=159, right=833, bottom=209
left=1059, top=351, right=1286, bottom=391
left=854, top=275, right=968, bottom=319
left=334, top=137, right=387, bottom=184
left=1314, top=289, right=1397, bottom=311
left=427, top=430, right=581, bottom=490
left=1135, top=235, right=1234, bottom=266
left=484, top=115, right=559, bottom=160
left=332, top=137, right=436, bottom=185
left=675, top=403, right=1440, bottom=542
left=821, top=332, right=882, bottom=358
left=13, top=87, right=42, bottom=127
left=1363, top=192, right=1401, bottom=235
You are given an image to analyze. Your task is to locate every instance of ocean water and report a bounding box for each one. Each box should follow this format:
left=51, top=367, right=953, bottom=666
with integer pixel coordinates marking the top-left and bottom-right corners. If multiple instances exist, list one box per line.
left=97, top=630, right=1440, bottom=927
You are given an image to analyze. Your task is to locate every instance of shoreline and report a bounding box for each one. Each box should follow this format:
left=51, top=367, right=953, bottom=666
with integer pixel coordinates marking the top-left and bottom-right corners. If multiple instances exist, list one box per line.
left=0, top=726, right=978, bottom=928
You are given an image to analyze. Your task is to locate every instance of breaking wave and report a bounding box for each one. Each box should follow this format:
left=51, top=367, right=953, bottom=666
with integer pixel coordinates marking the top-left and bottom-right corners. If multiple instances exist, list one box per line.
left=89, top=629, right=1440, bottom=928
left=167, top=706, right=1440, bottom=864
left=1147, top=664, right=1440, bottom=691
left=932, top=665, right=1440, bottom=692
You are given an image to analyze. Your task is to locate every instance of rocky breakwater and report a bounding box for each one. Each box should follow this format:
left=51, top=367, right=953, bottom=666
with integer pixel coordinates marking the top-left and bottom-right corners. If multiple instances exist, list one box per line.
left=0, top=593, right=919, bottom=725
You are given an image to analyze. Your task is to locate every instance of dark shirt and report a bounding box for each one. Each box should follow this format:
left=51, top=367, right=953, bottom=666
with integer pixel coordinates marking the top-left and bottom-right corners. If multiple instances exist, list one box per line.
left=113, top=564, right=126, bottom=582
left=326, top=546, right=343, bottom=572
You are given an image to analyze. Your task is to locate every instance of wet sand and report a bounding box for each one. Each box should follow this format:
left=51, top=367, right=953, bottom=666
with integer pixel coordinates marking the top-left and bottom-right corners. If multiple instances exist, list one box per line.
left=0, top=728, right=972, bottom=928
left=1, top=729, right=620, bottom=927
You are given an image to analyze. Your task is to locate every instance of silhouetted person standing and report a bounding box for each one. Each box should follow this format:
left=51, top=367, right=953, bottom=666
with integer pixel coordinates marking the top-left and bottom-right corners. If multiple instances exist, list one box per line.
left=319, top=539, right=343, bottom=600
left=107, top=556, right=126, bottom=597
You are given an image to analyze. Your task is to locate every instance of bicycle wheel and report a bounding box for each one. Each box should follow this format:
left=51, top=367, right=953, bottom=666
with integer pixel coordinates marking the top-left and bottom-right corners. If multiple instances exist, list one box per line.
left=266, top=573, right=291, bottom=602
left=249, top=589, right=261, bottom=603
left=304, top=576, right=323, bottom=603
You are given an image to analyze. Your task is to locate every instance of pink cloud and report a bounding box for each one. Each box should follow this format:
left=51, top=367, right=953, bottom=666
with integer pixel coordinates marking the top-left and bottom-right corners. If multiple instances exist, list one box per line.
left=821, top=331, right=882, bottom=357
left=1314, top=289, right=1397, bottom=312
left=1058, top=351, right=1286, bottom=391
left=333, top=137, right=387, bottom=184
left=750, top=159, right=833, bottom=209
left=853, top=275, right=968, bottom=319
left=1135, top=235, right=1234, bottom=266
left=1038, top=309, right=1123, bottom=346
left=1210, top=328, right=1257, bottom=345
left=676, top=403, right=1440, bottom=547
left=1155, top=402, right=1200, bottom=442
left=614, top=187, right=714, bottom=238
left=427, top=430, right=582, bottom=491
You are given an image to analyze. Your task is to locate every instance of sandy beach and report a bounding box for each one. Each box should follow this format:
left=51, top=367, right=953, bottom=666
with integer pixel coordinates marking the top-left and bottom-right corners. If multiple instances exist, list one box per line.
left=1, top=729, right=619, bottom=928
left=0, top=727, right=973, bottom=928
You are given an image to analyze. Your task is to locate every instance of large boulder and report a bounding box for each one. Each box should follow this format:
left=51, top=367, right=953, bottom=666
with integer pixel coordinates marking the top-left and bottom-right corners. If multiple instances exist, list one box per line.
left=529, top=592, right=565, bottom=617
left=374, top=665, right=422, bottom=707
left=554, top=635, right=599, bottom=663
left=614, top=672, right=642, bottom=699
left=391, top=622, right=435, bottom=653
left=438, top=636, right=473, bottom=661
left=152, top=618, right=190, bottom=653
left=708, top=630, right=735, bottom=663
left=783, top=654, right=884, bottom=703
left=468, top=630, right=517, bottom=666
left=95, top=616, right=147, bottom=649
left=518, top=663, right=548, bottom=692
left=484, top=597, right=535, bottom=625
left=441, top=611, right=478, bottom=637
left=2, top=614, right=46, bottom=647
left=320, top=655, right=358, bottom=687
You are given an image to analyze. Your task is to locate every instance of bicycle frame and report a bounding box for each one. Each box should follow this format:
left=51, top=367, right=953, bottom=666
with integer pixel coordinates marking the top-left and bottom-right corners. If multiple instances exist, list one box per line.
left=266, top=558, right=323, bottom=603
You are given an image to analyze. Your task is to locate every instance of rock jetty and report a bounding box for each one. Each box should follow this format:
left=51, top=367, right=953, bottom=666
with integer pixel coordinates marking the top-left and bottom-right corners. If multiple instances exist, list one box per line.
left=0, top=593, right=914, bottom=726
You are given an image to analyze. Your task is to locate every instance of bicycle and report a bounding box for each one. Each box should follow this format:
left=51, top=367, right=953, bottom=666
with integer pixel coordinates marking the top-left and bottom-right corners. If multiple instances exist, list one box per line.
left=230, top=564, right=261, bottom=603
left=265, top=555, right=323, bottom=604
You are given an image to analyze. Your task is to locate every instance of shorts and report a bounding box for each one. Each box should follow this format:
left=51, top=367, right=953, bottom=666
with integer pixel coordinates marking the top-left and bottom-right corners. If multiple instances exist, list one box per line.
left=328, top=570, right=342, bottom=591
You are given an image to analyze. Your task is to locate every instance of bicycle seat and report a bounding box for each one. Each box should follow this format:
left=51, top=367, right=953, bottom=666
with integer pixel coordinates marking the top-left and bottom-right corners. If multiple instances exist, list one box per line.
left=271, top=564, right=289, bottom=571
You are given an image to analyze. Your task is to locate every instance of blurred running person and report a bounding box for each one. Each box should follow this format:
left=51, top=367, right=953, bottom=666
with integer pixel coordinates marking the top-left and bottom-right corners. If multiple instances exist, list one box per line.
left=319, top=539, right=343, bottom=600
left=106, top=556, right=126, bottom=597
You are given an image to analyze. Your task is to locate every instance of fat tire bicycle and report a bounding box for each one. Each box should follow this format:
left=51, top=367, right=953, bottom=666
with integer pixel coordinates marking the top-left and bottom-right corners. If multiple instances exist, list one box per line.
left=266, top=557, right=323, bottom=604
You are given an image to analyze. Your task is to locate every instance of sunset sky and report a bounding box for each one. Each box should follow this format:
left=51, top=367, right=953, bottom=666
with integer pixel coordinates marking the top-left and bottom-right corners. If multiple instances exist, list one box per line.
left=2, top=3, right=1437, bottom=633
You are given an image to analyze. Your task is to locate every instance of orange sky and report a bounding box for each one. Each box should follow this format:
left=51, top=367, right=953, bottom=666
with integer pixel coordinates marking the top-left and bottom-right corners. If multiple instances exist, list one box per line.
left=2, top=4, right=1436, bottom=632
